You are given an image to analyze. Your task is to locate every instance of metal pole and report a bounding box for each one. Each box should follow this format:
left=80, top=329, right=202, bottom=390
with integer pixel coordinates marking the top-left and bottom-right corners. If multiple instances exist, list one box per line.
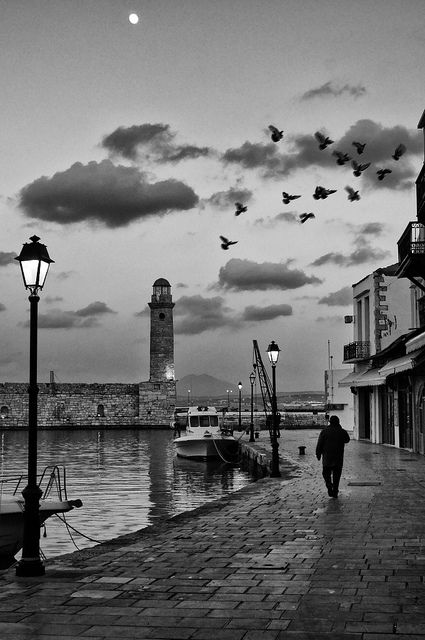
left=270, top=363, right=281, bottom=477
left=238, top=387, right=242, bottom=430
left=249, top=379, right=255, bottom=442
left=16, top=293, right=45, bottom=576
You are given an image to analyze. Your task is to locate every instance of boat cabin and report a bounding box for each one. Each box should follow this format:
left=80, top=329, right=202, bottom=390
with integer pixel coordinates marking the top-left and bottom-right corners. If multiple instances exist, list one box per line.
left=187, top=406, right=220, bottom=429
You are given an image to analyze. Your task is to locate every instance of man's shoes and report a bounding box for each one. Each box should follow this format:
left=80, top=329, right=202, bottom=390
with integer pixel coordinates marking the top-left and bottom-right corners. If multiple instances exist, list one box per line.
left=332, top=490, right=339, bottom=498
left=327, top=487, right=333, bottom=496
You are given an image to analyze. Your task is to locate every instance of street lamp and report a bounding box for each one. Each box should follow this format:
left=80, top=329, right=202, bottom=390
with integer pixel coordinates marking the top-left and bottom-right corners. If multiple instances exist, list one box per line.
left=249, top=371, right=256, bottom=442
left=267, top=340, right=281, bottom=478
left=187, top=389, right=191, bottom=406
left=15, top=235, right=54, bottom=576
left=238, top=381, right=242, bottom=430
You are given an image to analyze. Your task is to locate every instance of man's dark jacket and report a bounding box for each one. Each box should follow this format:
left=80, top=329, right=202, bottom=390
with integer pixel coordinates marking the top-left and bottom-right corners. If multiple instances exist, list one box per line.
left=316, top=423, right=350, bottom=467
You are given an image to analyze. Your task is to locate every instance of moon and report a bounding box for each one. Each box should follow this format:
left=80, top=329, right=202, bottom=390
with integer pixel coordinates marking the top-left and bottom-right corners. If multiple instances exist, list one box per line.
left=129, top=13, right=139, bottom=24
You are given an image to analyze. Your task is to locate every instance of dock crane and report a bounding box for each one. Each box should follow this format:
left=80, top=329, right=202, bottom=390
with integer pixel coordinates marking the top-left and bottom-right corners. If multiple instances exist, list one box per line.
left=252, top=340, right=280, bottom=436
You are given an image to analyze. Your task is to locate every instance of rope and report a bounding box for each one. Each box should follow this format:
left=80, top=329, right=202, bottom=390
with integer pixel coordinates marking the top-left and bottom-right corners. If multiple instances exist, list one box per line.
left=53, top=513, right=106, bottom=546
left=212, top=434, right=243, bottom=464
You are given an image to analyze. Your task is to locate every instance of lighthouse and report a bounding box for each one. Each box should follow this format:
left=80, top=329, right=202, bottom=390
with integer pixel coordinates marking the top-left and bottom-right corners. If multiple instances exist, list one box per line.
left=148, top=278, right=175, bottom=382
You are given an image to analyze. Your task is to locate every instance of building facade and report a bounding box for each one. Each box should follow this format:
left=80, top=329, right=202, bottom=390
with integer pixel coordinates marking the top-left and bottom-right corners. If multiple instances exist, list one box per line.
left=0, top=278, right=176, bottom=429
left=339, top=109, right=425, bottom=454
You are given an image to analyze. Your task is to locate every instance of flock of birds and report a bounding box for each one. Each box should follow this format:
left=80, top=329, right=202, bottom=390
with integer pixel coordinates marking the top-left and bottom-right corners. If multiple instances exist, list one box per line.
left=219, top=125, right=408, bottom=249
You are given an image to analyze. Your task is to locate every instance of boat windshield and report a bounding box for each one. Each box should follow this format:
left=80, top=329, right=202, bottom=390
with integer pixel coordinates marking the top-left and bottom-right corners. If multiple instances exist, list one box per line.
left=190, top=415, right=219, bottom=428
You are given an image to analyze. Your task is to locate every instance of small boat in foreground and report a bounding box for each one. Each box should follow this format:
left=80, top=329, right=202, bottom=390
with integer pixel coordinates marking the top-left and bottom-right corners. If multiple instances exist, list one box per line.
left=173, top=406, right=239, bottom=460
left=0, top=466, right=82, bottom=569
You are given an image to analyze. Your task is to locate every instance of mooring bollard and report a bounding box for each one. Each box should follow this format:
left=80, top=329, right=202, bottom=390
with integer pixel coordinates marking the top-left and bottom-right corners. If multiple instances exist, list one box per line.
left=298, top=445, right=306, bottom=455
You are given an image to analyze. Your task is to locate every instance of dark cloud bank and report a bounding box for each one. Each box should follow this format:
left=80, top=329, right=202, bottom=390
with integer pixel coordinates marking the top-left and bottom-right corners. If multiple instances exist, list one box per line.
left=18, top=160, right=198, bottom=227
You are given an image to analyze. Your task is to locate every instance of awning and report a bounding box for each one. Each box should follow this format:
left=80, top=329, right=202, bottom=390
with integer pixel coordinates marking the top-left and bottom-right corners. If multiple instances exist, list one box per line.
left=355, top=369, right=385, bottom=387
left=378, top=348, right=424, bottom=377
left=338, top=372, right=360, bottom=387
left=339, top=368, right=385, bottom=388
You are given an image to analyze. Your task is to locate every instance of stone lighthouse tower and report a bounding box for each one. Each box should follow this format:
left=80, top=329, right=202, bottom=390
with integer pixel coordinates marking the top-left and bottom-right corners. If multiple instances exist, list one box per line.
left=148, top=278, right=175, bottom=382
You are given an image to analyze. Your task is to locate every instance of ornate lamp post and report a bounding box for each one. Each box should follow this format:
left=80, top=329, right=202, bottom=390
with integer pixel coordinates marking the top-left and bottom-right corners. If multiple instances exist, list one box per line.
left=15, top=235, right=54, bottom=576
left=267, top=340, right=281, bottom=478
left=249, top=371, right=256, bottom=442
left=238, top=381, right=242, bottom=430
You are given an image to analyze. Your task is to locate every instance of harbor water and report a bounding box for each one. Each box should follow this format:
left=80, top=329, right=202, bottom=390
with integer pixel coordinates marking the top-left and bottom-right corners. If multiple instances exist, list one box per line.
left=0, top=428, right=255, bottom=562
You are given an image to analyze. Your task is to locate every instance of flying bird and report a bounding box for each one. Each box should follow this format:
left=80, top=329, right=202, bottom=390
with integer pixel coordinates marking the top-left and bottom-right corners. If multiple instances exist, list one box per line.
left=332, top=150, right=351, bottom=165
left=352, top=160, right=371, bottom=177
left=376, top=168, right=392, bottom=181
left=392, top=143, right=407, bottom=160
left=314, top=131, right=334, bottom=150
left=313, top=185, right=337, bottom=200
left=282, top=191, right=301, bottom=204
left=234, top=202, right=247, bottom=216
left=299, top=212, right=315, bottom=223
left=268, top=125, right=284, bottom=142
left=345, top=186, right=360, bottom=201
left=352, top=141, right=366, bottom=154
left=220, top=235, right=238, bottom=250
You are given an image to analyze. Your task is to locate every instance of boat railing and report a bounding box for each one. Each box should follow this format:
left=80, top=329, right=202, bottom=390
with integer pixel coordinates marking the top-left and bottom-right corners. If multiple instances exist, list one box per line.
left=0, top=465, right=68, bottom=501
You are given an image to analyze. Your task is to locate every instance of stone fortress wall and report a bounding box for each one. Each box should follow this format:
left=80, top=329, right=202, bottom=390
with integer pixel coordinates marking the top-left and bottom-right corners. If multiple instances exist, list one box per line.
left=0, top=279, right=176, bottom=429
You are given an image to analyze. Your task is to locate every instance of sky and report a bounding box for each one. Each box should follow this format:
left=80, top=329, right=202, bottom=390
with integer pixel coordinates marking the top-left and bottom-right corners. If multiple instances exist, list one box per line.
left=0, top=0, right=424, bottom=392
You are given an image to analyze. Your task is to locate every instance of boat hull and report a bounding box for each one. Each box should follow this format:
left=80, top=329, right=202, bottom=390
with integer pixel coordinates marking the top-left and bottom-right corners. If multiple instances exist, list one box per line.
left=0, top=498, right=81, bottom=569
left=174, top=435, right=238, bottom=460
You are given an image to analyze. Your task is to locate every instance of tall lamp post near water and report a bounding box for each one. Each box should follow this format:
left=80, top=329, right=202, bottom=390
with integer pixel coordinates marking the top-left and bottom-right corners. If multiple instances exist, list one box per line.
left=249, top=371, right=256, bottom=442
left=15, top=236, right=54, bottom=577
left=238, top=381, right=242, bottom=430
left=267, top=340, right=281, bottom=478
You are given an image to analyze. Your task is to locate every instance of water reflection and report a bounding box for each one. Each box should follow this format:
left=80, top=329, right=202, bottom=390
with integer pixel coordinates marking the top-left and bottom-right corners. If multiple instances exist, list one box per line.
left=0, top=428, right=254, bottom=560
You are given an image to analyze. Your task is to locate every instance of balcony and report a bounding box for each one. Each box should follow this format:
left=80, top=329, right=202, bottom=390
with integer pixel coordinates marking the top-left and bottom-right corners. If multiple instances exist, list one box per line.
left=396, top=221, right=425, bottom=279
left=343, top=341, right=370, bottom=363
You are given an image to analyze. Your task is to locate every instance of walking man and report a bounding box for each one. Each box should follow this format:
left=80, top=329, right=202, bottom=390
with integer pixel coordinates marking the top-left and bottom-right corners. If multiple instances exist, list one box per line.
left=316, top=415, right=350, bottom=498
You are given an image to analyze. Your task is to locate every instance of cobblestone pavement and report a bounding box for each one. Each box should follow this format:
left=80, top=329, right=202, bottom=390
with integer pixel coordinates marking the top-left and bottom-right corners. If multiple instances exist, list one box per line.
left=1, top=429, right=425, bottom=639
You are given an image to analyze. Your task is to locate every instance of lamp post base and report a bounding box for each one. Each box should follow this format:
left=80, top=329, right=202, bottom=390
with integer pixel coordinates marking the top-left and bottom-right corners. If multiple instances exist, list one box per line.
left=270, top=440, right=281, bottom=477
left=16, top=558, right=45, bottom=577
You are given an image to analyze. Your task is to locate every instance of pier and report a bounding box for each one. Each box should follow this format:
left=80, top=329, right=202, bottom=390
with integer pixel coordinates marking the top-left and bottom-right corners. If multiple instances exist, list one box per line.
left=1, top=429, right=425, bottom=638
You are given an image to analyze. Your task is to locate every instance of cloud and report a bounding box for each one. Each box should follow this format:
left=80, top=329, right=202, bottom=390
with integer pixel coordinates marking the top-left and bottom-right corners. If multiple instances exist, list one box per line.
left=101, top=123, right=212, bottom=163
left=19, top=300, right=117, bottom=329
left=215, top=258, right=323, bottom=291
left=318, top=286, right=352, bottom=306
left=241, top=304, right=293, bottom=321
left=18, top=160, right=199, bottom=228
left=316, top=315, right=343, bottom=324
left=300, top=81, right=367, bottom=101
left=174, top=294, right=237, bottom=334
left=206, top=186, right=253, bottom=209
left=311, top=238, right=391, bottom=267
left=75, top=301, right=117, bottom=317
left=220, top=119, right=421, bottom=188
left=337, top=119, right=422, bottom=190
left=45, top=295, right=64, bottom=304
left=254, top=211, right=299, bottom=227
left=356, top=222, right=387, bottom=236
left=0, top=302, right=6, bottom=312
left=0, top=251, right=16, bottom=266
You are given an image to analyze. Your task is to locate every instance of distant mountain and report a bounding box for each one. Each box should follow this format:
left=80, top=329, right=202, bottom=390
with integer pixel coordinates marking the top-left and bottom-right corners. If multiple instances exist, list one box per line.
left=176, top=374, right=239, bottom=398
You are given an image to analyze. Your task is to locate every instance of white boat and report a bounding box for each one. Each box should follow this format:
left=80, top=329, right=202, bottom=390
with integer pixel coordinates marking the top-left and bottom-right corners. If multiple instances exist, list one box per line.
left=173, top=406, right=239, bottom=460
left=0, top=466, right=82, bottom=569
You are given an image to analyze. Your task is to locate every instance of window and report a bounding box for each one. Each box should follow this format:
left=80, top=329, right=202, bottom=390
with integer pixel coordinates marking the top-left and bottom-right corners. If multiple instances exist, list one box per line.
left=97, top=404, right=105, bottom=418
left=0, top=406, right=9, bottom=419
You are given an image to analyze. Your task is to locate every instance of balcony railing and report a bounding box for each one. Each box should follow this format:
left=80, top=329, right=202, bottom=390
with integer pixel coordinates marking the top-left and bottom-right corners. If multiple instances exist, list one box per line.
left=396, top=221, right=425, bottom=278
left=343, top=341, right=370, bottom=362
